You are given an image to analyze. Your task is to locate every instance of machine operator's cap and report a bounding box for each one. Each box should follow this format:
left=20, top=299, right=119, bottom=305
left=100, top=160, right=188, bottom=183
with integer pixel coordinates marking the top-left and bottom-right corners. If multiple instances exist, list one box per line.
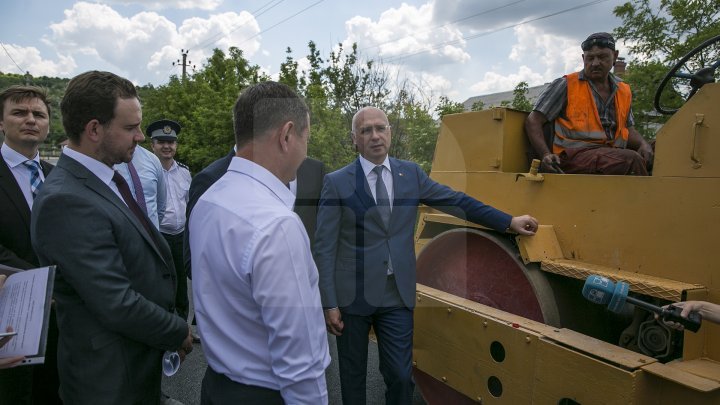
left=147, top=119, right=181, bottom=141
left=581, top=32, right=616, bottom=51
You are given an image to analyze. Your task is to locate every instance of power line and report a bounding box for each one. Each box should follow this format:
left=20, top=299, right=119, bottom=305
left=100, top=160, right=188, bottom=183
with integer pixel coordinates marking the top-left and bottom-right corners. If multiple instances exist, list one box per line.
left=195, top=0, right=285, bottom=52
left=0, top=42, right=26, bottom=74
left=357, top=0, right=527, bottom=54
left=235, top=0, right=326, bottom=47
left=382, top=0, right=611, bottom=64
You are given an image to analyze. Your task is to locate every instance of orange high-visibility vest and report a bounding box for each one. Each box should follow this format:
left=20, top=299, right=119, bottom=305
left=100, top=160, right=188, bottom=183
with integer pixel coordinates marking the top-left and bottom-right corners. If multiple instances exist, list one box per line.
left=553, top=72, right=631, bottom=154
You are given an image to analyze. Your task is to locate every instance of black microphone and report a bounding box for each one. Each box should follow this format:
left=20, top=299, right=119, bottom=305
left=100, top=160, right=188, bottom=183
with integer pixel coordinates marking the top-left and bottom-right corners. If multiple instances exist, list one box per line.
left=582, top=275, right=702, bottom=333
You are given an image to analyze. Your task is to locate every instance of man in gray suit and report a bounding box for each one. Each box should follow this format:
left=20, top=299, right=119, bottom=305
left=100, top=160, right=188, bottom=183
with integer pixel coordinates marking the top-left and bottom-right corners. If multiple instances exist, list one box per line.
left=31, top=71, right=193, bottom=404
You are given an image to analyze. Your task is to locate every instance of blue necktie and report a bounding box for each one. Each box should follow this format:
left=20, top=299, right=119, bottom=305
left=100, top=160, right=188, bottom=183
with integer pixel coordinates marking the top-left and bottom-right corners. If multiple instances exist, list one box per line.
left=373, top=165, right=391, bottom=227
left=23, top=160, right=43, bottom=199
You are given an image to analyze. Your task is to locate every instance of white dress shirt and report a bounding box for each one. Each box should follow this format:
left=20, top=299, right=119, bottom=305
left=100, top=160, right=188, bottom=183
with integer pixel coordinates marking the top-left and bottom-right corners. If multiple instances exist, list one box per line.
left=358, top=154, right=393, bottom=207
left=61, top=147, right=123, bottom=202
left=190, top=157, right=330, bottom=404
left=1, top=143, right=45, bottom=209
left=159, top=160, right=191, bottom=235
left=115, top=147, right=166, bottom=229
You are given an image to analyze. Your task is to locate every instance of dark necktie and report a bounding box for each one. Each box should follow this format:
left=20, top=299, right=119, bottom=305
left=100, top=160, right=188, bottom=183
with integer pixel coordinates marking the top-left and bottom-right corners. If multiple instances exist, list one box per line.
left=127, top=161, right=148, bottom=215
left=373, top=165, right=391, bottom=227
left=23, top=160, right=43, bottom=199
left=112, top=171, right=156, bottom=240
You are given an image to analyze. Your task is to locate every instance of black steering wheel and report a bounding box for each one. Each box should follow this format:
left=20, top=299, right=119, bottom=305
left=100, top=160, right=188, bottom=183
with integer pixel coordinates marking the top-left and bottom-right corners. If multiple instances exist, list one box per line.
left=655, top=34, right=720, bottom=115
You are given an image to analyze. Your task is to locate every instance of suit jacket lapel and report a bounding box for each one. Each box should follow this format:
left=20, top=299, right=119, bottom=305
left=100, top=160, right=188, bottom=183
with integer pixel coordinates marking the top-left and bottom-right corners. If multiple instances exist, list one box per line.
left=40, top=160, right=53, bottom=177
left=0, top=157, right=31, bottom=227
left=351, top=159, right=376, bottom=210
left=57, top=155, right=171, bottom=266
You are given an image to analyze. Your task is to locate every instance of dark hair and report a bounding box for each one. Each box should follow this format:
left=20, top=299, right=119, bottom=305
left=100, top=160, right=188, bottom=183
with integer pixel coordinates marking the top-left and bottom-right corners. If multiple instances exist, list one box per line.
left=60, top=71, right=138, bottom=142
left=233, top=81, right=309, bottom=147
left=0, top=85, right=52, bottom=119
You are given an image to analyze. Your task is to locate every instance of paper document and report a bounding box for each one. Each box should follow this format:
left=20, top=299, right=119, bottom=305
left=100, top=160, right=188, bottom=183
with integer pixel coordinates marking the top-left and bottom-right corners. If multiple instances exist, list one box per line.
left=0, top=265, right=55, bottom=365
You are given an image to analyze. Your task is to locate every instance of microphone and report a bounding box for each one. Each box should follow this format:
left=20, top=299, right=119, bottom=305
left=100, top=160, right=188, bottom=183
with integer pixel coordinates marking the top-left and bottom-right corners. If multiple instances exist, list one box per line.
left=582, top=275, right=702, bottom=333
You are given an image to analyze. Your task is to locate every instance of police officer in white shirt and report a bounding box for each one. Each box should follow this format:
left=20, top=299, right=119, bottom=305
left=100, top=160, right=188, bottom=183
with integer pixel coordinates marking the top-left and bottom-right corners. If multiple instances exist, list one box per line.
left=149, top=119, right=191, bottom=321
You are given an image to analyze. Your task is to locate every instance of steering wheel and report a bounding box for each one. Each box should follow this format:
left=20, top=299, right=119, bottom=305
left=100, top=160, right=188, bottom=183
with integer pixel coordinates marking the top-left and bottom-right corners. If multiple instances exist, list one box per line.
left=655, top=34, right=720, bottom=115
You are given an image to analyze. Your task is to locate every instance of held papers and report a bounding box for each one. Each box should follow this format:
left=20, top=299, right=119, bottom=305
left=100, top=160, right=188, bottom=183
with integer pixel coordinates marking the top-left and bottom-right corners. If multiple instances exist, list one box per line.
left=0, top=265, right=55, bottom=365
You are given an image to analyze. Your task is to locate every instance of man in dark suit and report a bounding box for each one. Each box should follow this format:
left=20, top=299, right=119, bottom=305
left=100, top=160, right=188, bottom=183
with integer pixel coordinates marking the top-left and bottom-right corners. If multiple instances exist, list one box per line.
left=0, top=85, right=61, bottom=404
left=289, top=157, right=326, bottom=248
left=314, top=106, right=539, bottom=405
left=30, top=71, right=193, bottom=404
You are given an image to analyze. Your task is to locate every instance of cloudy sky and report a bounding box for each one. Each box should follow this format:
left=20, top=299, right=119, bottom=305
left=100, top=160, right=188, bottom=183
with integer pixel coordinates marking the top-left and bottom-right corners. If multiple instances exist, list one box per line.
left=1, top=0, right=636, bottom=103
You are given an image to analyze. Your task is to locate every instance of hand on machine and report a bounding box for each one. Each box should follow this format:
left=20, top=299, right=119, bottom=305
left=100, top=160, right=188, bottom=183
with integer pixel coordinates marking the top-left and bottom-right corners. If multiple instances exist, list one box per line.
left=581, top=275, right=702, bottom=333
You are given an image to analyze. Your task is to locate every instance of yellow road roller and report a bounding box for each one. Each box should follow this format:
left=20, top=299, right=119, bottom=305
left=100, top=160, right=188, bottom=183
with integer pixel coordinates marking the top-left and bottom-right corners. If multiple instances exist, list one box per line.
left=412, top=36, right=720, bottom=404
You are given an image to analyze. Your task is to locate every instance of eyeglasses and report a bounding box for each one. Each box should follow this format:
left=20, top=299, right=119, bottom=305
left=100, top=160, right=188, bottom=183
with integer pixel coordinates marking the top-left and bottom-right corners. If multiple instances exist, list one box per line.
left=581, top=37, right=615, bottom=51
left=356, top=124, right=391, bottom=136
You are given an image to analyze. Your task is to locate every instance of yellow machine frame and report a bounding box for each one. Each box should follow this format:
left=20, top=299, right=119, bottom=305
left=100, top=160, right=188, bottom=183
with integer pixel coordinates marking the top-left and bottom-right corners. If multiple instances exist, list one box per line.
left=413, top=83, right=720, bottom=404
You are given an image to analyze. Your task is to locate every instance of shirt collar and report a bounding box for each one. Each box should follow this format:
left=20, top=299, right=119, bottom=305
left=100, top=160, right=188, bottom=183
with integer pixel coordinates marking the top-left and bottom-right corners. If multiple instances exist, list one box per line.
left=228, top=157, right=295, bottom=210
left=62, top=147, right=116, bottom=186
left=1, top=143, right=40, bottom=168
left=165, top=160, right=178, bottom=172
left=358, top=154, right=391, bottom=177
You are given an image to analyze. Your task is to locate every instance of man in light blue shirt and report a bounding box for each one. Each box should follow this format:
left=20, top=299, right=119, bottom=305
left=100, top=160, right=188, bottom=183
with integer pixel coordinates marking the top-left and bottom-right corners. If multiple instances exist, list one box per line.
left=190, top=81, right=329, bottom=404
left=115, top=145, right=166, bottom=228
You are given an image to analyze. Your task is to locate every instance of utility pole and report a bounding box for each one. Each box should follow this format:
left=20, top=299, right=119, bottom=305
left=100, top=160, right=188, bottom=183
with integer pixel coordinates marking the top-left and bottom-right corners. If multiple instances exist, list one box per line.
left=172, top=49, right=195, bottom=83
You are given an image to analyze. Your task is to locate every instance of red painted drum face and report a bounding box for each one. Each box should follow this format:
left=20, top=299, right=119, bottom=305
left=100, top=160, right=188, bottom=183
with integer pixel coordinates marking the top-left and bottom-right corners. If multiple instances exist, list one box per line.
left=416, top=229, right=555, bottom=323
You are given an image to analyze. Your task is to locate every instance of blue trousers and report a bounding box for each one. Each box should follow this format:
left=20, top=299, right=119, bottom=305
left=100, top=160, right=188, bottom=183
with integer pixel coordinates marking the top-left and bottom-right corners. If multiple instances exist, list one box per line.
left=337, top=277, right=415, bottom=405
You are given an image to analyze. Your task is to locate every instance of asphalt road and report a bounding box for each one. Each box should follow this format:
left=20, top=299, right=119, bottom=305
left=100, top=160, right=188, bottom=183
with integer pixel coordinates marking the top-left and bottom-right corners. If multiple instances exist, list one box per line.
left=162, top=326, right=427, bottom=405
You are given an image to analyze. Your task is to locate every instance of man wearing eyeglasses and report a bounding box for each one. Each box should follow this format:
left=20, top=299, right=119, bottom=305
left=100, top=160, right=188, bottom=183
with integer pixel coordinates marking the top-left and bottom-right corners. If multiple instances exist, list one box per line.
left=314, top=106, right=539, bottom=405
left=525, top=32, right=654, bottom=175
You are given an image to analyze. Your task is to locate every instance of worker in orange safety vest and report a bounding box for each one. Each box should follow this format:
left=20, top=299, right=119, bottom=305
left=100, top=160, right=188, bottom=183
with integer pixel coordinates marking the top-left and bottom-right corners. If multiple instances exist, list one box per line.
left=525, top=32, right=654, bottom=175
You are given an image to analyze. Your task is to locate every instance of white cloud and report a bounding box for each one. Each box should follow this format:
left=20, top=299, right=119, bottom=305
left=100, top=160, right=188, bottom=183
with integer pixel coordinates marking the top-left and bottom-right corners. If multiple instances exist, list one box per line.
left=469, top=65, right=544, bottom=95
left=45, top=2, right=261, bottom=84
left=100, top=0, right=221, bottom=11
left=0, top=44, right=76, bottom=78
left=508, top=25, right=581, bottom=81
left=343, top=2, right=470, bottom=66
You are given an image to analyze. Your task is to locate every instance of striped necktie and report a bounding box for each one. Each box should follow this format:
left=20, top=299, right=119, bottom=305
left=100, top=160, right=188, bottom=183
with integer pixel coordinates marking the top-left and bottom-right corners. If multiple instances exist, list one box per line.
left=23, top=160, right=43, bottom=199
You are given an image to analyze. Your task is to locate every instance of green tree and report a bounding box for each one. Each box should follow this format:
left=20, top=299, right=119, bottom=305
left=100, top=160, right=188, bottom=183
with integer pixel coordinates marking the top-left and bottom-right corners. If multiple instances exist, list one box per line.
left=0, top=72, right=69, bottom=146
left=470, top=100, right=485, bottom=111
left=511, top=81, right=533, bottom=111
left=278, top=47, right=301, bottom=92
left=614, top=0, right=720, bottom=65
left=613, top=0, right=720, bottom=136
left=435, top=96, right=465, bottom=118
left=141, top=47, right=268, bottom=172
